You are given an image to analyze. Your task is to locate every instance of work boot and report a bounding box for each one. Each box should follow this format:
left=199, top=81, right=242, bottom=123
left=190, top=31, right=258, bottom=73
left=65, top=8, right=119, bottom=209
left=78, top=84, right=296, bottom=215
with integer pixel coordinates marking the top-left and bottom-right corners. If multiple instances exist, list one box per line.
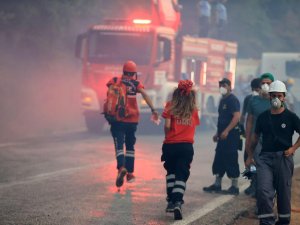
left=244, top=182, right=255, bottom=196
left=116, top=167, right=127, bottom=187
left=222, top=186, right=239, bottom=195
left=173, top=202, right=182, bottom=220
left=203, top=184, right=221, bottom=193
left=126, top=173, right=135, bottom=183
left=165, top=201, right=175, bottom=213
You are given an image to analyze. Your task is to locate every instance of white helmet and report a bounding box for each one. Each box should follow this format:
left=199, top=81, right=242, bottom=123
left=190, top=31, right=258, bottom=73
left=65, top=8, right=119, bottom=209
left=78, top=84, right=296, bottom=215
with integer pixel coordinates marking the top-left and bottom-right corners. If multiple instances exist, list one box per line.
left=268, top=80, right=287, bottom=93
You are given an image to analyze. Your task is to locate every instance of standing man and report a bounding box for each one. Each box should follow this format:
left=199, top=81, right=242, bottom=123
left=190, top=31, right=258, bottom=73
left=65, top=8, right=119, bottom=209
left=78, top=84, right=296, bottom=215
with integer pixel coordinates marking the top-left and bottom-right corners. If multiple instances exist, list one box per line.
left=106, top=60, right=159, bottom=188
left=215, top=0, right=228, bottom=39
left=240, top=78, right=261, bottom=197
left=244, top=73, right=274, bottom=197
left=197, top=0, right=211, bottom=37
left=246, top=80, right=300, bottom=225
left=203, top=78, right=241, bottom=195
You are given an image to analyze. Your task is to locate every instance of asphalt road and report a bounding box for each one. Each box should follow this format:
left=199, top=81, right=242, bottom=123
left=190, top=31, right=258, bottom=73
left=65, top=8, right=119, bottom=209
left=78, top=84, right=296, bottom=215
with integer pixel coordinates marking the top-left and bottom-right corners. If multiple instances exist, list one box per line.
left=0, top=129, right=299, bottom=225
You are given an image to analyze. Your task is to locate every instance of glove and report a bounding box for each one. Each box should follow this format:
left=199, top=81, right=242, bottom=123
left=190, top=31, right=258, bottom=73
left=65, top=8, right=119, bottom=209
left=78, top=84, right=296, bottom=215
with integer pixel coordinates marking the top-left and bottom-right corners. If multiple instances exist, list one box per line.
left=241, top=165, right=256, bottom=180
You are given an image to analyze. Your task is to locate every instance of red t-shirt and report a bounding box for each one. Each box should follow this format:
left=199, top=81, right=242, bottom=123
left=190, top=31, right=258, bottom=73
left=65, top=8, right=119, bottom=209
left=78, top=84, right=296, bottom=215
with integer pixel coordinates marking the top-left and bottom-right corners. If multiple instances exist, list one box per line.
left=162, top=102, right=200, bottom=144
left=106, top=76, right=144, bottom=123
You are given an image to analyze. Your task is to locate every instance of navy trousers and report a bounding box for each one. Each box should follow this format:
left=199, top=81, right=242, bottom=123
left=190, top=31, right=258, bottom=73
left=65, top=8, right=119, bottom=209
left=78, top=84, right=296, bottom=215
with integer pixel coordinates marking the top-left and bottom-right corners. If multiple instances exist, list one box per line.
left=110, top=122, right=137, bottom=173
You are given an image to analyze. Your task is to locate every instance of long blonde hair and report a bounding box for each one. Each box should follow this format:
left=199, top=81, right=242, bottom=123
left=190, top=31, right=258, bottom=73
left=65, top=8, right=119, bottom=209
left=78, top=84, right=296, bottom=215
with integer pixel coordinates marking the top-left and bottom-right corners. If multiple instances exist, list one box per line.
left=170, top=80, right=197, bottom=119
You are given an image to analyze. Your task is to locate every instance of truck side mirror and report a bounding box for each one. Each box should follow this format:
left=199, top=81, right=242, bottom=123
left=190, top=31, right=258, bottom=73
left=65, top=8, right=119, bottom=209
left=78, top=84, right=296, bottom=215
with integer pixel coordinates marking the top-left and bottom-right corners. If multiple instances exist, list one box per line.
left=75, top=33, right=86, bottom=59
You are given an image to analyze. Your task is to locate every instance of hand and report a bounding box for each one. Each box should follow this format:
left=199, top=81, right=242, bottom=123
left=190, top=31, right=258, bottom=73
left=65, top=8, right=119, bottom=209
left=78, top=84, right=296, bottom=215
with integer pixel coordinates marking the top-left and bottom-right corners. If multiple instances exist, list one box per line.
left=220, top=130, right=229, bottom=140
left=284, top=147, right=295, bottom=157
left=151, top=110, right=159, bottom=121
left=213, top=134, right=219, bottom=142
left=245, top=156, right=254, bottom=167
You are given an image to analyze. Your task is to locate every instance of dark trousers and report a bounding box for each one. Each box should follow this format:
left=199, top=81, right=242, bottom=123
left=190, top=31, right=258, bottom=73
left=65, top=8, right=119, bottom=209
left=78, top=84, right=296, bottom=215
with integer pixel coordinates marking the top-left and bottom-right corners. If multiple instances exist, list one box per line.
left=212, top=128, right=240, bottom=178
left=257, top=151, right=294, bottom=225
left=110, top=122, right=137, bottom=173
left=161, top=143, right=194, bottom=203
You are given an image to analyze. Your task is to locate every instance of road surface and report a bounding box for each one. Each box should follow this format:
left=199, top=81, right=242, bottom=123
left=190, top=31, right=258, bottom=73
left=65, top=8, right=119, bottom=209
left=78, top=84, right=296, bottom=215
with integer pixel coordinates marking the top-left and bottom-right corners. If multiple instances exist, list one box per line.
left=0, top=130, right=299, bottom=225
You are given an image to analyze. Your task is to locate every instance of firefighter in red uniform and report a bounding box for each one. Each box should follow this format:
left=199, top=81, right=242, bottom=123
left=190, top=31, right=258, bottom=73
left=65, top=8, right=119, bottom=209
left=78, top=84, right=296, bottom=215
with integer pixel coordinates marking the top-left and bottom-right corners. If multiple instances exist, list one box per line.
left=161, top=80, right=200, bottom=220
left=106, top=61, right=159, bottom=188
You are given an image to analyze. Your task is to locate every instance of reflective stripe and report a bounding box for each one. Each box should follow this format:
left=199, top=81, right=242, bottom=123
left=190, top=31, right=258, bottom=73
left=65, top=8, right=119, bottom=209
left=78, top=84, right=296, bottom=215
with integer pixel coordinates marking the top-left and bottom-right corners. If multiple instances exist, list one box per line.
left=172, top=188, right=185, bottom=194
left=278, top=214, right=291, bottom=218
left=125, top=153, right=135, bottom=158
left=175, top=181, right=186, bottom=188
left=116, top=150, right=124, bottom=157
left=166, top=174, right=175, bottom=180
left=127, top=95, right=136, bottom=98
left=126, top=150, right=135, bottom=156
left=167, top=183, right=175, bottom=188
left=258, top=213, right=275, bottom=219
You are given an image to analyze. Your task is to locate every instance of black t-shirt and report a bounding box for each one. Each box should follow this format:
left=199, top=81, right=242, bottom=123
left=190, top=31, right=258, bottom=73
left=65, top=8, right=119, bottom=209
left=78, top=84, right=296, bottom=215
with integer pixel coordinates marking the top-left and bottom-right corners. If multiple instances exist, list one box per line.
left=217, top=93, right=240, bottom=132
left=255, top=109, right=300, bottom=152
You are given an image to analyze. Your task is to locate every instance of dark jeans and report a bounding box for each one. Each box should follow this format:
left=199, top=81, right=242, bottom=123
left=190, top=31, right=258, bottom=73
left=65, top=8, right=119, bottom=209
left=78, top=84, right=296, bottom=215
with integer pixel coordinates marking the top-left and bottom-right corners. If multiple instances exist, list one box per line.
left=110, top=122, right=137, bottom=173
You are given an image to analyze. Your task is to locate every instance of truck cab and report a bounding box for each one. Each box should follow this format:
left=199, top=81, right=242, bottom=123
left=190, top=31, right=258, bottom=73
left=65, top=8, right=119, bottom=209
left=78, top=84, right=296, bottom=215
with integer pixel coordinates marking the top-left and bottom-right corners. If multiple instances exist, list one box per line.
left=75, top=0, right=238, bottom=132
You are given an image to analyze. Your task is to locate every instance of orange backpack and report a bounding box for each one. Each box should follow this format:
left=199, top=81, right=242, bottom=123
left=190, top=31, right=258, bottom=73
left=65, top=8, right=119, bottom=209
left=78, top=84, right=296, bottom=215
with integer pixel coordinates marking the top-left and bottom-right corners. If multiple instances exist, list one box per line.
left=103, top=77, right=128, bottom=123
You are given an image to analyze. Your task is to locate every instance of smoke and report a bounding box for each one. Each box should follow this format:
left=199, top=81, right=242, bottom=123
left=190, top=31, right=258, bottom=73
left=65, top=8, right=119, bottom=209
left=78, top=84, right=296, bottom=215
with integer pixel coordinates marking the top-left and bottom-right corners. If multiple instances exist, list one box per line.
left=0, top=51, right=84, bottom=141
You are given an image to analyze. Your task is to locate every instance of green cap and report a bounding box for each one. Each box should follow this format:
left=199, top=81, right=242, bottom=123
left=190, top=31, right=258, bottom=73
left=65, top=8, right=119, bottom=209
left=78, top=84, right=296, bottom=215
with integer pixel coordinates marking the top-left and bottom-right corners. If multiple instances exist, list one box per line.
left=260, top=73, right=274, bottom=81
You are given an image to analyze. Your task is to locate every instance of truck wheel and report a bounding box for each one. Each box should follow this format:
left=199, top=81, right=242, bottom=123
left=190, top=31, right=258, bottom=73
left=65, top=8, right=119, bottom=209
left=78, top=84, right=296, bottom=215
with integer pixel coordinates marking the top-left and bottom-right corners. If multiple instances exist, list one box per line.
left=84, top=111, right=109, bottom=134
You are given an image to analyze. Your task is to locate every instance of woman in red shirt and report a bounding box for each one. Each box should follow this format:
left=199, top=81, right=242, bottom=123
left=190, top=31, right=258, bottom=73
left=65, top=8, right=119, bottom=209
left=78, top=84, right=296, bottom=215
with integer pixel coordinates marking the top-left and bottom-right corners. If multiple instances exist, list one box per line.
left=161, top=80, right=200, bottom=220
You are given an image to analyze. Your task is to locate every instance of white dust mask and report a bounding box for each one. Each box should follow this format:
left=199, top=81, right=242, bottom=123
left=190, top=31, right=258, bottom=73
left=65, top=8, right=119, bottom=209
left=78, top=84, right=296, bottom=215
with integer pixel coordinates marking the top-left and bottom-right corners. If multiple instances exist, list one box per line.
left=219, top=87, right=227, bottom=95
left=271, top=97, right=282, bottom=109
left=261, top=84, right=270, bottom=93
left=252, top=91, right=259, bottom=96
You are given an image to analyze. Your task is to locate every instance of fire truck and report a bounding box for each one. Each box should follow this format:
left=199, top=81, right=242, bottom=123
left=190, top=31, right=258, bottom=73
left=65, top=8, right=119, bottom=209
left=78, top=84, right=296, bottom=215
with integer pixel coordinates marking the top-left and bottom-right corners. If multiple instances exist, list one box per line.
left=75, top=0, right=237, bottom=132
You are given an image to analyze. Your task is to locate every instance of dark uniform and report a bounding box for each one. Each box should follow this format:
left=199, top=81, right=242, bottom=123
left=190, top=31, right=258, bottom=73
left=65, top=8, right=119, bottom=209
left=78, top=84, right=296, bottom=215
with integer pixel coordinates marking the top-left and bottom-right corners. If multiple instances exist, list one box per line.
left=255, top=109, right=300, bottom=225
left=213, top=93, right=240, bottom=178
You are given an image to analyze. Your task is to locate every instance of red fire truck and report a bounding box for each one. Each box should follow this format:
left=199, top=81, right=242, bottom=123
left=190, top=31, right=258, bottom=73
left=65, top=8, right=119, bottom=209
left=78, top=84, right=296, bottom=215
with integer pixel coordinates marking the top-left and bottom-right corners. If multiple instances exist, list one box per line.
left=75, top=0, right=237, bottom=132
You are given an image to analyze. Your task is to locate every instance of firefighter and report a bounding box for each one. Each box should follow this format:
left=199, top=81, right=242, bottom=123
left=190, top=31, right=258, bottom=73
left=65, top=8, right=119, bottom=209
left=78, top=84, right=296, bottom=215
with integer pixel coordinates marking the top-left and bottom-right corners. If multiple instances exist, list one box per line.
left=203, top=78, right=241, bottom=195
left=161, top=80, right=200, bottom=220
left=106, top=60, right=159, bottom=188
left=246, top=80, right=300, bottom=225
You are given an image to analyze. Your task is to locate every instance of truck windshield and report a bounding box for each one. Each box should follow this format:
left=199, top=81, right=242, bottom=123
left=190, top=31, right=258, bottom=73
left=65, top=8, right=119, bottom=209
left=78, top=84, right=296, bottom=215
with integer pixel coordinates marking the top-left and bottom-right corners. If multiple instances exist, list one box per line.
left=88, top=31, right=152, bottom=65
left=286, top=60, right=300, bottom=78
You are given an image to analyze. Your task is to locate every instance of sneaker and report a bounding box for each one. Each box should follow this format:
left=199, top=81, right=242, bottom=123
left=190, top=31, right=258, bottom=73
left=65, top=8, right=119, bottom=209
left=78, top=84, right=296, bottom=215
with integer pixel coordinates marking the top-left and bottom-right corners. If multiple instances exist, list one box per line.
left=165, top=201, right=174, bottom=213
left=222, top=186, right=239, bottom=195
left=173, top=202, right=182, bottom=220
left=126, top=173, right=135, bottom=183
left=203, top=184, right=221, bottom=193
left=116, top=167, right=127, bottom=187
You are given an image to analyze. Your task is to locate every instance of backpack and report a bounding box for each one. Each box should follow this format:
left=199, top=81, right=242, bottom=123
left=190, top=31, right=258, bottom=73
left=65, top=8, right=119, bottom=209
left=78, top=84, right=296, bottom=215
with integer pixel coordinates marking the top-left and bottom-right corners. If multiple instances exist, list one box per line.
left=103, top=77, right=129, bottom=123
